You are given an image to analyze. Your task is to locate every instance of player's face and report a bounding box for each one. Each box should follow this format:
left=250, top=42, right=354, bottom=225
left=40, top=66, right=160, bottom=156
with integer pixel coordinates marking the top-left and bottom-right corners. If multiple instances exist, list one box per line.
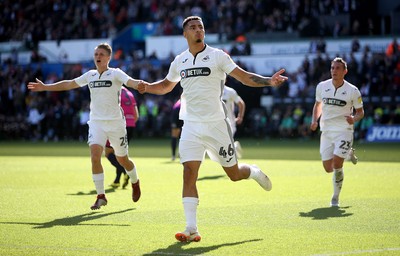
left=184, top=20, right=205, bottom=44
left=330, top=61, right=347, bottom=80
left=94, top=48, right=111, bottom=70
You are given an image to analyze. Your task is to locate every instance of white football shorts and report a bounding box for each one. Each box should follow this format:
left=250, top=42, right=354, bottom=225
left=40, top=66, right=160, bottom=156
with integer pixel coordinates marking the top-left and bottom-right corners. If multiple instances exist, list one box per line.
left=179, top=120, right=237, bottom=167
left=87, top=119, right=129, bottom=156
left=320, top=131, right=354, bottom=161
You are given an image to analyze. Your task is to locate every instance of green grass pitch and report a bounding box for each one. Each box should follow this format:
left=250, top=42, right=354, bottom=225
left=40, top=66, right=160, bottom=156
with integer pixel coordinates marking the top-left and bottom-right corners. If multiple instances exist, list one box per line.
left=0, top=139, right=399, bottom=255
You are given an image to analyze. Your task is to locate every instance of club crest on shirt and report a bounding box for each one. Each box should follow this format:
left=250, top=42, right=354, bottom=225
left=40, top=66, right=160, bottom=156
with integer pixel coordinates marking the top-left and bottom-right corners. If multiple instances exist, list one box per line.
left=202, top=55, right=210, bottom=62
left=180, top=67, right=211, bottom=79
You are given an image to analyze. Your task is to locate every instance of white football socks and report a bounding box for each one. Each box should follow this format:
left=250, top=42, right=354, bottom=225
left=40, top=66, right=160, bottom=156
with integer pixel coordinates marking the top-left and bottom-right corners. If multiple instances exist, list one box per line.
left=183, top=197, right=199, bottom=233
left=126, top=166, right=138, bottom=183
left=92, top=173, right=105, bottom=195
left=332, top=168, right=344, bottom=197
left=247, top=164, right=259, bottom=180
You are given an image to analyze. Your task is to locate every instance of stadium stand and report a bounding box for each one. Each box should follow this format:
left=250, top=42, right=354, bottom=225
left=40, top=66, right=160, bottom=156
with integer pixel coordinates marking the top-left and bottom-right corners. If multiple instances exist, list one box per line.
left=1, top=0, right=399, bottom=141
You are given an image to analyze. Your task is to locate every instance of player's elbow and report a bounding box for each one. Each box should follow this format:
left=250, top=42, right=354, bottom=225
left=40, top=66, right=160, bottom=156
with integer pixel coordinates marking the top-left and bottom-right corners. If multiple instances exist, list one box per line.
left=161, top=85, right=173, bottom=94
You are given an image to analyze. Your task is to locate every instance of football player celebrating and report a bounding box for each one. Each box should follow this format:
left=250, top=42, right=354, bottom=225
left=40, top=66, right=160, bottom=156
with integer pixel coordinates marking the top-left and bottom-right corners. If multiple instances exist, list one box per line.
left=137, top=16, right=287, bottom=242
left=27, top=43, right=142, bottom=210
left=311, top=57, right=364, bottom=207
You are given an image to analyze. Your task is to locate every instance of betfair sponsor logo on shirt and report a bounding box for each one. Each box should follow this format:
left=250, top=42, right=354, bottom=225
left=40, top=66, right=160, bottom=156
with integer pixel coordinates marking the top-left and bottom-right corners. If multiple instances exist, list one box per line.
left=322, top=97, right=346, bottom=106
left=89, top=81, right=112, bottom=88
left=180, top=68, right=211, bottom=79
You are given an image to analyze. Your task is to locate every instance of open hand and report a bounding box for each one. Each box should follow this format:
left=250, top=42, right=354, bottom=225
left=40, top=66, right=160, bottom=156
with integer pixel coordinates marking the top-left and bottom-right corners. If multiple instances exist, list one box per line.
left=27, top=78, right=45, bottom=91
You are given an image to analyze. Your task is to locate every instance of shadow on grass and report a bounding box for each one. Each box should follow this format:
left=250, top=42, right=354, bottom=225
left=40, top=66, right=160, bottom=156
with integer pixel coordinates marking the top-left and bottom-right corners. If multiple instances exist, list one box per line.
left=143, top=238, right=262, bottom=256
left=0, top=208, right=135, bottom=229
left=198, top=175, right=226, bottom=181
left=299, top=206, right=353, bottom=220
left=67, top=187, right=117, bottom=196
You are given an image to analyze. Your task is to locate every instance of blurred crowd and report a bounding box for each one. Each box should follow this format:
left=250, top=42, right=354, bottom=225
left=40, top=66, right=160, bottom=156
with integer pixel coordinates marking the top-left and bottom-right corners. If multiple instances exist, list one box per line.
left=265, top=38, right=400, bottom=99
left=0, top=0, right=386, bottom=47
left=0, top=55, right=180, bottom=141
left=227, top=38, right=400, bottom=140
left=1, top=37, right=400, bottom=142
left=241, top=103, right=400, bottom=141
left=1, top=0, right=399, bottom=141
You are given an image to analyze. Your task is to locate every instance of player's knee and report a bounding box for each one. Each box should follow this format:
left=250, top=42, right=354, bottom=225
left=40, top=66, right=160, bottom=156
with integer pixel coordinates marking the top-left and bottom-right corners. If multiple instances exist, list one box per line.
left=322, top=163, right=333, bottom=173
left=116, top=155, right=129, bottom=166
left=91, top=154, right=102, bottom=164
left=183, top=180, right=197, bottom=189
left=332, top=157, right=344, bottom=169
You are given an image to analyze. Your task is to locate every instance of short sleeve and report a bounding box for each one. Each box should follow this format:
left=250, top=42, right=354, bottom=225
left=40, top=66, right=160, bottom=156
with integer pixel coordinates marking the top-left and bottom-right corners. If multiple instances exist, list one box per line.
left=218, top=50, right=237, bottom=74
left=166, top=57, right=181, bottom=82
left=315, top=83, right=322, bottom=102
left=353, top=88, right=363, bottom=109
left=74, top=72, right=89, bottom=87
left=114, top=68, right=131, bottom=85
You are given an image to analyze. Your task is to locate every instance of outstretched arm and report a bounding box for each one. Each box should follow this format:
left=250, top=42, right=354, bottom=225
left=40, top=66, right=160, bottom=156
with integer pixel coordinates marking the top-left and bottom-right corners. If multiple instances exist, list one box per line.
left=228, top=66, right=288, bottom=87
left=137, top=78, right=178, bottom=95
left=125, top=78, right=143, bottom=90
left=27, top=78, right=79, bottom=92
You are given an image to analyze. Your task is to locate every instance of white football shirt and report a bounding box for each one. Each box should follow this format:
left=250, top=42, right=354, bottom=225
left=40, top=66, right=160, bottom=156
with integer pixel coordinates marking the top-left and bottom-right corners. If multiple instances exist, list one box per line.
left=316, top=78, right=363, bottom=132
left=166, top=45, right=237, bottom=122
left=74, top=68, right=131, bottom=121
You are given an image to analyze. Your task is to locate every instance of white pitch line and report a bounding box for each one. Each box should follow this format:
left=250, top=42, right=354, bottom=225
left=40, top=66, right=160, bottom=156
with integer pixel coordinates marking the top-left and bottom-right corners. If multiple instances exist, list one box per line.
left=312, top=247, right=400, bottom=256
